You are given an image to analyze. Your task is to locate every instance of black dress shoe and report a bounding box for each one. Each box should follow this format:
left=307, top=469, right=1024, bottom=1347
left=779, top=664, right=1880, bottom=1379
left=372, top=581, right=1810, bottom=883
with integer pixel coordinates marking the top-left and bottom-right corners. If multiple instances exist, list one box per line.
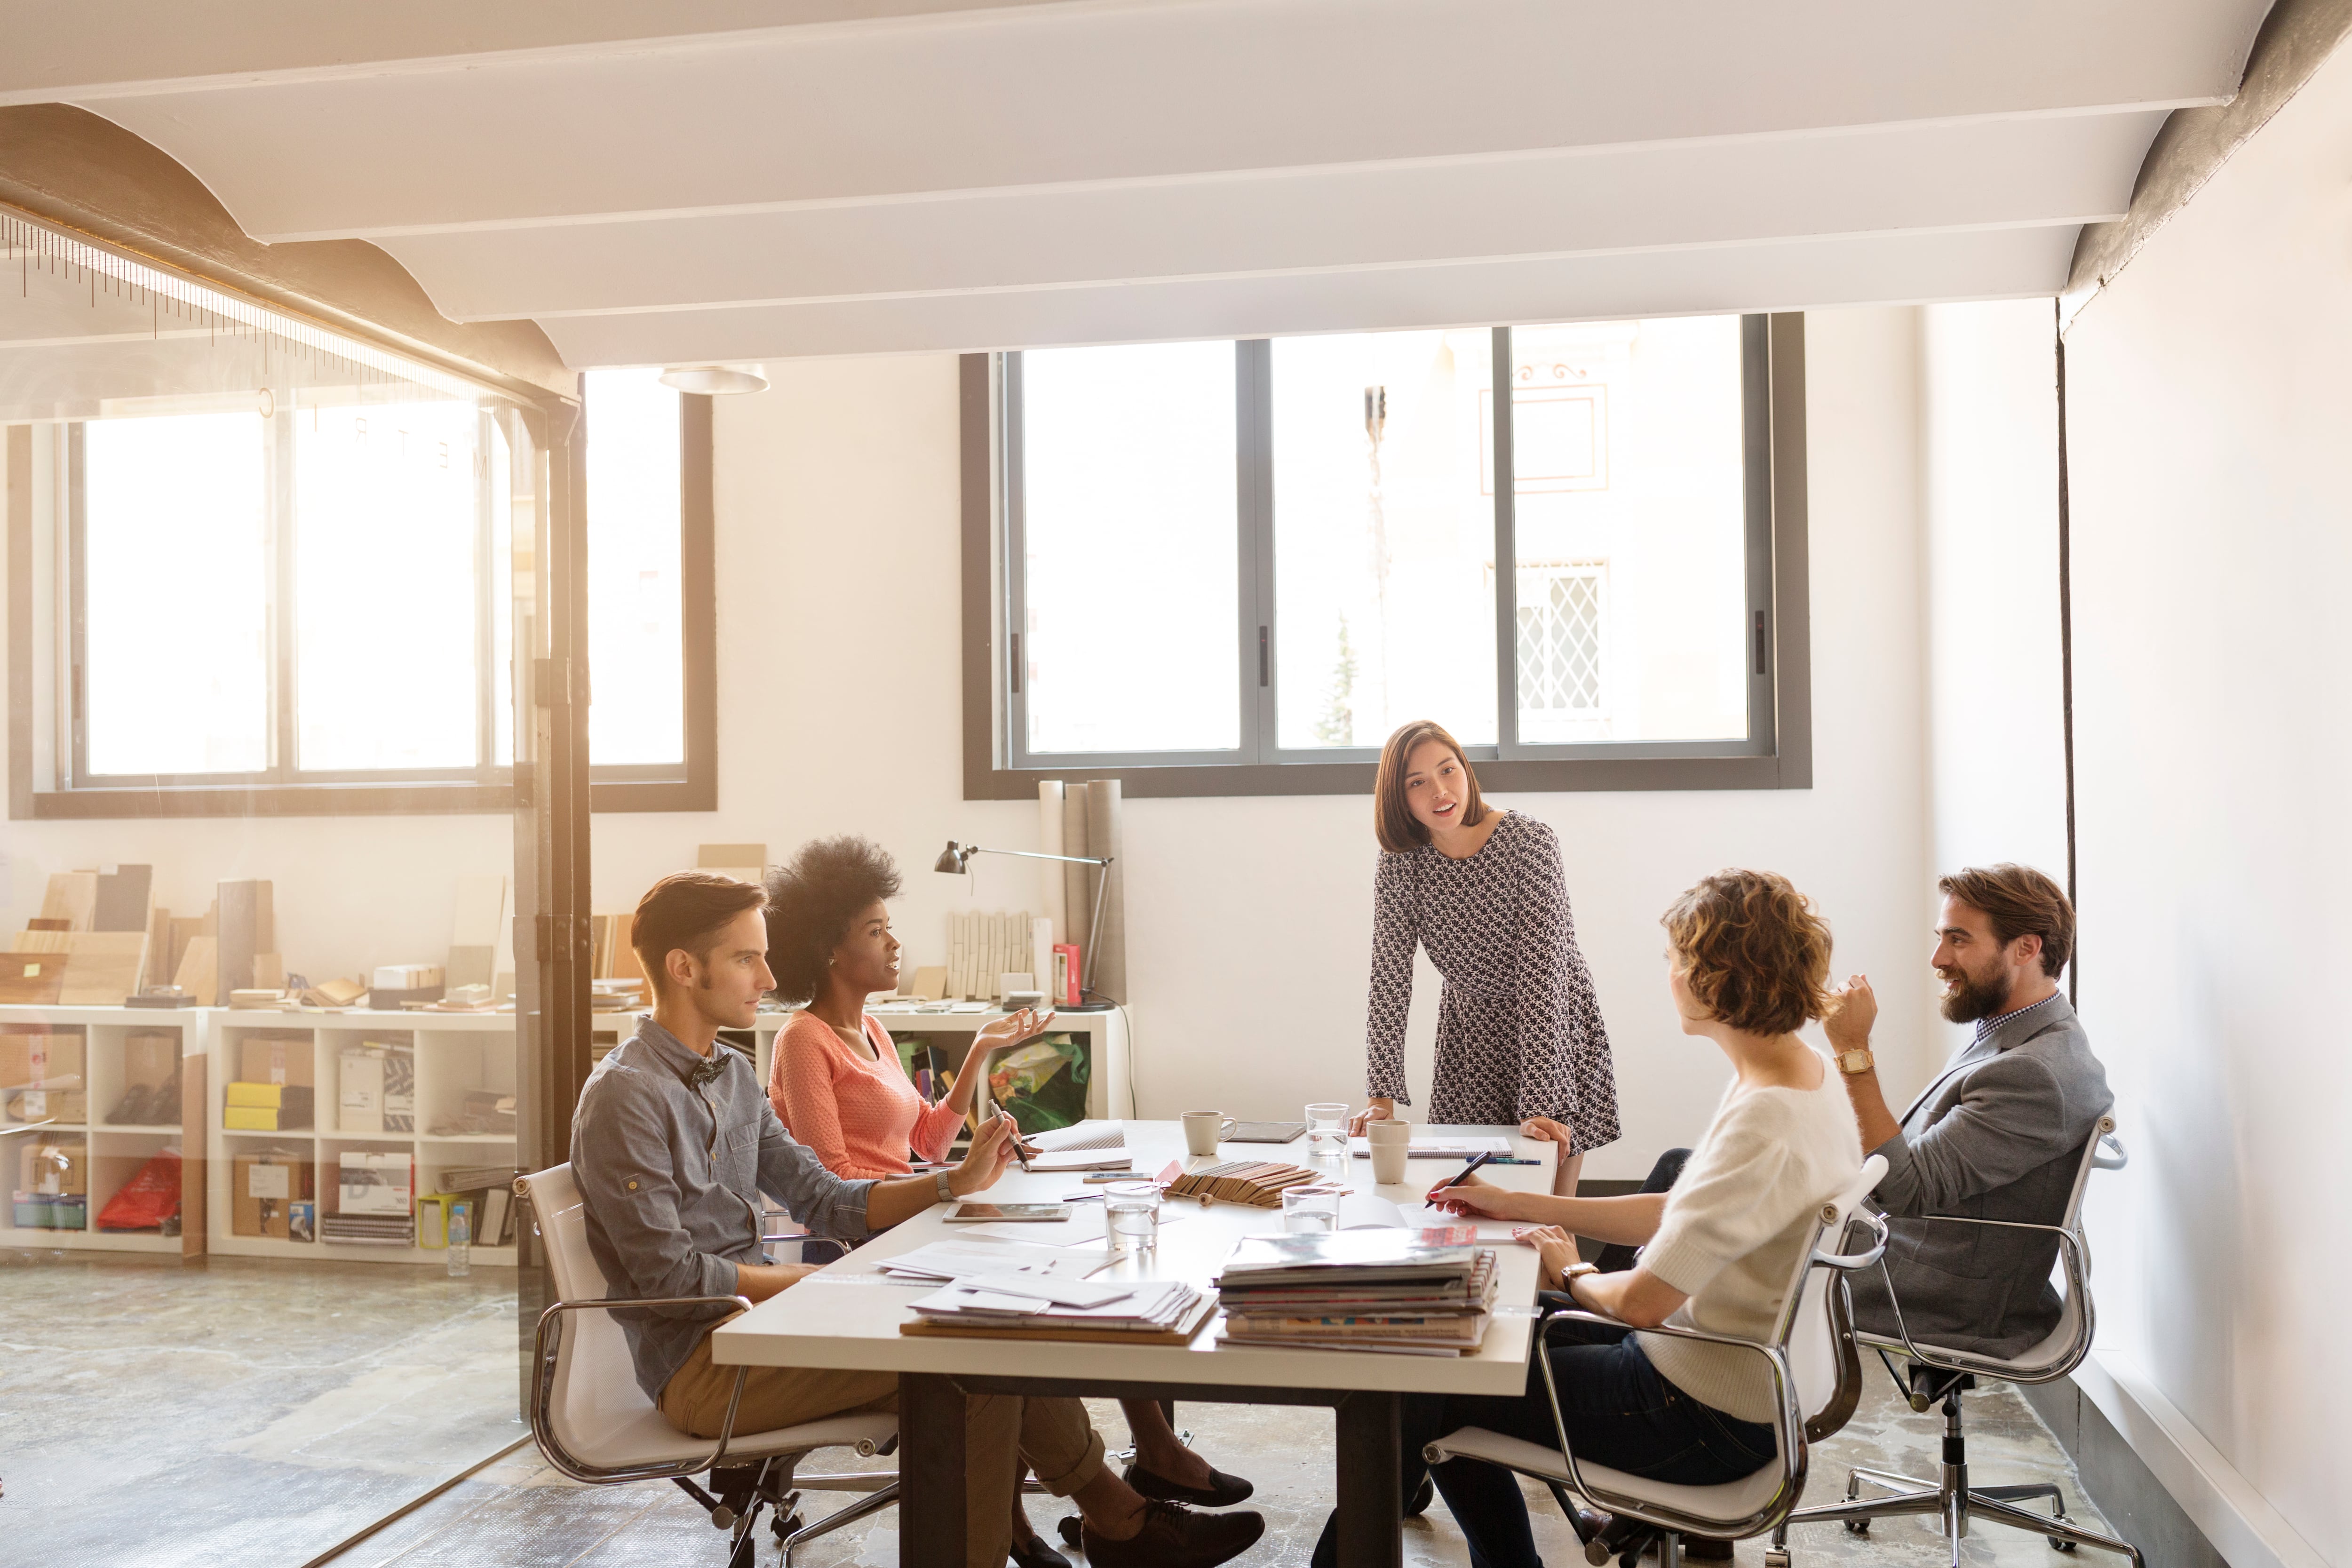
left=1081, top=1502, right=1265, bottom=1568
left=1009, top=1526, right=1073, bottom=1568
left=1124, top=1460, right=1255, bottom=1507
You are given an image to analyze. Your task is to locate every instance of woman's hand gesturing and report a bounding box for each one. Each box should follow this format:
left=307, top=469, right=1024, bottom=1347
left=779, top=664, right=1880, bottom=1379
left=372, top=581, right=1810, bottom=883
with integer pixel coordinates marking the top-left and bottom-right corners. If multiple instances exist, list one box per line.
left=974, top=1006, right=1055, bottom=1054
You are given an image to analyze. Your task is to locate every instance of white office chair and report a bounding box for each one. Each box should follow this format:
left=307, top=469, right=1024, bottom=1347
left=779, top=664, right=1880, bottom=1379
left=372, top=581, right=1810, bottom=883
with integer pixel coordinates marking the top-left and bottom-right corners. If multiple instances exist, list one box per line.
left=1768, top=1116, right=2140, bottom=1568
left=516, top=1164, right=901, bottom=1568
left=1423, top=1154, right=1892, bottom=1568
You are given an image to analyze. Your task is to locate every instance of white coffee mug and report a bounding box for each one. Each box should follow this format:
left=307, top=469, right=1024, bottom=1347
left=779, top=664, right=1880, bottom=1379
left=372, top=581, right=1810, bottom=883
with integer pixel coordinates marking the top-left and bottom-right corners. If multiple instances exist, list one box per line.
left=1182, top=1110, right=1238, bottom=1156
left=1366, top=1117, right=1413, bottom=1185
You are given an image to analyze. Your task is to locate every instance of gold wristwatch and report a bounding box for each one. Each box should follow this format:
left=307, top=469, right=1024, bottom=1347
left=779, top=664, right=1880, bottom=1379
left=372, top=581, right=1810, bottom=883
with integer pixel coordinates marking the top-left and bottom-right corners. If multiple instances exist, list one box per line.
left=1559, top=1260, right=1600, bottom=1291
left=1836, top=1046, right=1875, bottom=1075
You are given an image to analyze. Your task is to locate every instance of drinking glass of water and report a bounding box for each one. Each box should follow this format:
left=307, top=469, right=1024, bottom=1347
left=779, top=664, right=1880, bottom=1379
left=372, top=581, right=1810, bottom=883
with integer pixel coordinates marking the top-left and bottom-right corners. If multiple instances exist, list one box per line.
left=1304, top=1102, right=1350, bottom=1166
left=1103, top=1181, right=1161, bottom=1253
left=1282, top=1185, right=1343, bottom=1234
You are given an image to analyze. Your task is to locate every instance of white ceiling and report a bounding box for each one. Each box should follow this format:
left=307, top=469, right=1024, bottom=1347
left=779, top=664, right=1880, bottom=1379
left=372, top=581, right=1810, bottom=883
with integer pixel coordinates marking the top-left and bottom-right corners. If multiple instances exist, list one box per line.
left=3, top=0, right=2272, bottom=366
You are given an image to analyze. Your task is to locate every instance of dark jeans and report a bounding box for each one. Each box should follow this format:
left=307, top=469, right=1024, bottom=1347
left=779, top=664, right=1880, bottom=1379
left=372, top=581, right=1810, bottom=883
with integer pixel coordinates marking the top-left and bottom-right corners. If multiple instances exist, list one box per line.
left=1313, top=1147, right=1774, bottom=1568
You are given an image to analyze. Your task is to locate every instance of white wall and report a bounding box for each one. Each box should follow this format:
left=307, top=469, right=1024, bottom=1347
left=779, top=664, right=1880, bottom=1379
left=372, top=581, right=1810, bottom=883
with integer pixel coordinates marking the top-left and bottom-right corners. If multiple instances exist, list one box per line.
left=2054, top=37, right=2352, bottom=1559
left=599, top=310, right=1941, bottom=1175
left=1916, top=298, right=2073, bottom=1063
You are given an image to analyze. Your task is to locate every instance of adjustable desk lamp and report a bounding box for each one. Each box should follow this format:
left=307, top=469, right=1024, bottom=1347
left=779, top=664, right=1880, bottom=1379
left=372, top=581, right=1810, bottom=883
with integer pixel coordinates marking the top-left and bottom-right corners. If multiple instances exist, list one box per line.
left=934, top=840, right=1115, bottom=1011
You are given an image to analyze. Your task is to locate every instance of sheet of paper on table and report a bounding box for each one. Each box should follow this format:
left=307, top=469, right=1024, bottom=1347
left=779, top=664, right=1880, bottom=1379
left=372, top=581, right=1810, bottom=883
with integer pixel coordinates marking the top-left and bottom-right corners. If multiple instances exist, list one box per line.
left=962, top=1205, right=1192, bottom=1247
left=1024, top=1149, right=1134, bottom=1173
left=1345, top=1134, right=1513, bottom=1157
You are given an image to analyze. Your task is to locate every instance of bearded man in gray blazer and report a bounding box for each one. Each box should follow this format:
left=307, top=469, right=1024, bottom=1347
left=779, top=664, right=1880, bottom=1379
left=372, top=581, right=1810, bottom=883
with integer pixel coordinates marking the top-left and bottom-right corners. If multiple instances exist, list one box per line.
left=1823, top=864, right=2113, bottom=1358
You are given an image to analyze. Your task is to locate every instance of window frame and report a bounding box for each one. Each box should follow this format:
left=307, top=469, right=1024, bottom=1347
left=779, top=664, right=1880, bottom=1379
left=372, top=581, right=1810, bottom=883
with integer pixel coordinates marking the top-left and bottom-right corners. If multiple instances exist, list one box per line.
left=962, top=313, right=1811, bottom=800
left=8, top=390, right=717, bottom=818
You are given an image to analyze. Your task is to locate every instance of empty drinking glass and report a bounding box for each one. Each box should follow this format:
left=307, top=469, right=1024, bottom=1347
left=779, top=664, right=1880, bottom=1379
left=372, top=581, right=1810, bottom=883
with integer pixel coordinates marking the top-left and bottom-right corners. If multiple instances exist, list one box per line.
left=1104, top=1181, right=1161, bottom=1253
left=1282, top=1185, right=1343, bottom=1234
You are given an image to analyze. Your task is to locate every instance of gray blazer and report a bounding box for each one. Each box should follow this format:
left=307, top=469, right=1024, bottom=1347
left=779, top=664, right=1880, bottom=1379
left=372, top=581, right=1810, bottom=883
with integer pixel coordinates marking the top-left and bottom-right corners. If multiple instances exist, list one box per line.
left=1847, top=993, right=2113, bottom=1358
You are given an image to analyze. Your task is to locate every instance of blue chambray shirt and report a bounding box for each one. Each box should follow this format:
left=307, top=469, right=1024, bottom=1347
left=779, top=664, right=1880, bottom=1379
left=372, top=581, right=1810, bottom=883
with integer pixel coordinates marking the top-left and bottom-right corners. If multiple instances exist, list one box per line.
left=572, top=1017, right=876, bottom=1401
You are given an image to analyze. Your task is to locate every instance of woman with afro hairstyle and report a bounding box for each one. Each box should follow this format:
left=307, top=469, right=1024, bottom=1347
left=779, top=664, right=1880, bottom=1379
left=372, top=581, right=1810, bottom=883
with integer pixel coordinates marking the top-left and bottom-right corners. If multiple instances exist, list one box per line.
left=765, top=837, right=1256, bottom=1563
left=764, top=835, right=1050, bottom=1178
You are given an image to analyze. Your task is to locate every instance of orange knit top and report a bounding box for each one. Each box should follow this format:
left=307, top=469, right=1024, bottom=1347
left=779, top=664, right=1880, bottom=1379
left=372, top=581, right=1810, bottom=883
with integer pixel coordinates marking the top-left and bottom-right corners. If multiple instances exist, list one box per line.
left=769, top=1011, right=965, bottom=1178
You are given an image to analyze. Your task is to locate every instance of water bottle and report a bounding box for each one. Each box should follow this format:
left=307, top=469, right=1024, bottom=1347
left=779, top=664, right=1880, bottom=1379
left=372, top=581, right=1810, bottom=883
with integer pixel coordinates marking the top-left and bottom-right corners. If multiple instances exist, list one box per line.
left=446, top=1206, right=471, bottom=1278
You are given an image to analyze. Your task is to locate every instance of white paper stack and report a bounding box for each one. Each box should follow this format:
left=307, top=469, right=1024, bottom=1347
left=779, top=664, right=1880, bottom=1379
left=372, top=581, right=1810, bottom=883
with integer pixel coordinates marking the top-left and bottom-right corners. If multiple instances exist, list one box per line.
left=910, top=1274, right=1206, bottom=1335
left=877, top=1240, right=1111, bottom=1283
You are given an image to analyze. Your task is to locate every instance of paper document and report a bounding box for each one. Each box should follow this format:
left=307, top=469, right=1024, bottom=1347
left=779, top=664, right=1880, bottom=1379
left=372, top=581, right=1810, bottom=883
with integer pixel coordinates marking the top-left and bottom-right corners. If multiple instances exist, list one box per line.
left=1027, top=1121, right=1125, bottom=1153
left=1347, top=1135, right=1512, bottom=1158
left=877, top=1240, right=1113, bottom=1282
left=1025, top=1150, right=1133, bottom=1173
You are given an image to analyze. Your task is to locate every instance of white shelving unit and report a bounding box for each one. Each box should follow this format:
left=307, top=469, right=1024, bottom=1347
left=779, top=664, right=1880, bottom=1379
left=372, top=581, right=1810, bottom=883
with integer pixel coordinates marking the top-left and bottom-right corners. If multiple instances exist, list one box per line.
left=1, top=1004, right=203, bottom=1256
left=207, top=1009, right=522, bottom=1266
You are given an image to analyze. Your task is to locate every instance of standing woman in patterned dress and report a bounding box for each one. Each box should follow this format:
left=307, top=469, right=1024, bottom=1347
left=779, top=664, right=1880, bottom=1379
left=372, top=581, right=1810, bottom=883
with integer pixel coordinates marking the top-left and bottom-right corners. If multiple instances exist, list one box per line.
left=1350, top=719, right=1621, bottom=1193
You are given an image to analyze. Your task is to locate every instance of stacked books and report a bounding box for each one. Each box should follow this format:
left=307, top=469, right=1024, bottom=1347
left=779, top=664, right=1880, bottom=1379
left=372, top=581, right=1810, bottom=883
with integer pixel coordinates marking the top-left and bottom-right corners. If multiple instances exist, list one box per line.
left=1165, top=1159, right=1321, bottom=1207
left=904, top=1270, right=1214, bottom=1344
left=1215, top=1231, right=1501, bottom=1357
left=591, top=979, right=646, bottom=1013
left=320, top=1213, right=416, bottom=1246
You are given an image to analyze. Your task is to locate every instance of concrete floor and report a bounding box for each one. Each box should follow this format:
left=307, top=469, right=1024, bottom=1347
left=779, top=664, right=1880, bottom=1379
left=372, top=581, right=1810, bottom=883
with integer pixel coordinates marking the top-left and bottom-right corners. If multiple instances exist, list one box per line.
left=0, top=1245, right=2121, bottom=1568
left=0, top=1244, right=524, bottom=1568
left=331, top=1361, right=2119, bottom=1568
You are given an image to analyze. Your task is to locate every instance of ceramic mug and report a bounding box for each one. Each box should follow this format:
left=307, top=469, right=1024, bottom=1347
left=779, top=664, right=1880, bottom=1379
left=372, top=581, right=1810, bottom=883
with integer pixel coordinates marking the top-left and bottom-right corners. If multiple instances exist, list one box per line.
left=1182, top=1110, right=1238, bottom=1156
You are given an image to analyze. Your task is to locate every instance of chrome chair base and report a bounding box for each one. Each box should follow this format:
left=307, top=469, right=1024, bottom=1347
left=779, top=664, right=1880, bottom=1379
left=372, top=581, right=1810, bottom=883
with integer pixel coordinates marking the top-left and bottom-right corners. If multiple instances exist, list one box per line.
left=780, top=1480, right=901, bottom=1568
left=1764, top=1382, right=2142, bottom=1568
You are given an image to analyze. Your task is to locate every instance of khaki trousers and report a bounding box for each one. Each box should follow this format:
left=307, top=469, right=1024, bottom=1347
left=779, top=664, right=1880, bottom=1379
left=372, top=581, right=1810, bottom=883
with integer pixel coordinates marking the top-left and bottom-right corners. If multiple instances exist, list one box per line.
left=660, top=1320, right=1106, bottom=1568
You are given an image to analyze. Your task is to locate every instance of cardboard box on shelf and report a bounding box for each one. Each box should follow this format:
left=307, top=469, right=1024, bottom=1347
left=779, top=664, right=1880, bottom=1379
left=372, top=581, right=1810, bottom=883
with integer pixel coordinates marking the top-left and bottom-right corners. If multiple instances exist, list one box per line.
left=238, top=1033, right=314, bottom=1088
left=232, top=1150, right=314, bottom=1239
left=126, top=1032, right=179, bottom=1089
left=6, top=1087, right=87, bottom=1124
left=336, top=1150, right=413, bottom=1217
left=1, top=1031, right=86, bottom=1094
left=20, top=1136, right=87, bottom=1197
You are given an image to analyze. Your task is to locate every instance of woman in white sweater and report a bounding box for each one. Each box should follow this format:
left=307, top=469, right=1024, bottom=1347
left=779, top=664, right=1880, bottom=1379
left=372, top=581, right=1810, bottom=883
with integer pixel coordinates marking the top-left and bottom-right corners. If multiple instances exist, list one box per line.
left=1311, top=869, right=1861, bottom=1568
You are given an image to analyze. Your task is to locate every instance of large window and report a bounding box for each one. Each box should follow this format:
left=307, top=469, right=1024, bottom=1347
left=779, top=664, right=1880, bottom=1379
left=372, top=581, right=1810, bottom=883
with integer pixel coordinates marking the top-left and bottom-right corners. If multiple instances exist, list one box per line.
left=26, top=375, right=713, bottom=813
left=977, top=314, right=1806, bottom=796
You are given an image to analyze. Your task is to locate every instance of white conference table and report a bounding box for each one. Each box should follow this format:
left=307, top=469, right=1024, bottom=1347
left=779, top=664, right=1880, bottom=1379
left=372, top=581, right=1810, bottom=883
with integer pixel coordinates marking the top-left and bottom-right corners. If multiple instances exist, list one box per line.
left=714, top=1120, right=1557, bottom=1568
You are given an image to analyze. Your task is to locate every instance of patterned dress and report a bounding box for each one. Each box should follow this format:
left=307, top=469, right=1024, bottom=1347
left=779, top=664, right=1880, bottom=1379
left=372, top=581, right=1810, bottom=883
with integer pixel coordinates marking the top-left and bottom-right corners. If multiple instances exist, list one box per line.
left=1364, top=811, right=1621, bottom=1150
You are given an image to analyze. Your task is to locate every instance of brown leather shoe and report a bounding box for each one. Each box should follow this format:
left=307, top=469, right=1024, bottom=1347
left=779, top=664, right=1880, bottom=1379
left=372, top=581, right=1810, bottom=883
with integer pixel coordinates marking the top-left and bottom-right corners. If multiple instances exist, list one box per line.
left=1081, top=1501, right=1266, bottom=1568
left=1124, top=1459, right=1256, bottom=1507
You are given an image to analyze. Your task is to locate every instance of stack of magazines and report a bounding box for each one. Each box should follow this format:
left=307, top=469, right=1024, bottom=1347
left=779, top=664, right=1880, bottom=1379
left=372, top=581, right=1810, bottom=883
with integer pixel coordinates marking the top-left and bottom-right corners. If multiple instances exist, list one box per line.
left=1215, top=1231, right=1499, bottom=1356
left=320, top=1213, right=417, bottom=1246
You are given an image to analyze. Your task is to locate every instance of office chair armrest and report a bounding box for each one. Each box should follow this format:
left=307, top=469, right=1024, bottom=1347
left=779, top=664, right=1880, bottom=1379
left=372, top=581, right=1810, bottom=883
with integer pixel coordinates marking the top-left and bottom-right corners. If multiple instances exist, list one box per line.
left=1529, top=1311, right=1804, bottom=1538
left=2093, top=1130, right=2128, bottom=1171
left=1814, top=1208, right=1888, bottom=1271
left=531, top=1293, right=760, bottom=1482
left=1865, top=1223, right=2091, bottom=1382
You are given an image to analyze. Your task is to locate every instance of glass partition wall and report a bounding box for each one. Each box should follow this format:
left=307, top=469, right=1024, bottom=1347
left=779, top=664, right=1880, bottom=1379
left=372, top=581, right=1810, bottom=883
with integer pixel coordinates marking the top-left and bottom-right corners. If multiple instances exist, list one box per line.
left=1, top=209, right=584, bottom=1565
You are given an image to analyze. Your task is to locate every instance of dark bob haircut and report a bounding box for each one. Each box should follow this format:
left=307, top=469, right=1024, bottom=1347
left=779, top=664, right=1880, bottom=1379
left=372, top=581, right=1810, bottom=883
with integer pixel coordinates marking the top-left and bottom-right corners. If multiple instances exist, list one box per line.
left=763, top=836, right=905, bottom=1004
left=1660, top=869, right=1833, bottom=1037
left=1372, top=719, right=1491, bottom=854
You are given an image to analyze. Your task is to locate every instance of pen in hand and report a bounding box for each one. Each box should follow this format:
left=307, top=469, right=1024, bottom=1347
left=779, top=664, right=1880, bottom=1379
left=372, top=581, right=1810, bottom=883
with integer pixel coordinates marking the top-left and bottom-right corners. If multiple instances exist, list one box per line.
left=1427, top=1150, right=1498, bottom=1204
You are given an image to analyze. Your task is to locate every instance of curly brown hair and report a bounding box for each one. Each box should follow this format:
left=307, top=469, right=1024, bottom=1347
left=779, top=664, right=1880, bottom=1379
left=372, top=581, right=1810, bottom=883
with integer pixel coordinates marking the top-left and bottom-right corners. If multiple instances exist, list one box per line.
left=763, top=836, right=905, bottom=1004
left=1660, top=869, right=1832, bottom=1036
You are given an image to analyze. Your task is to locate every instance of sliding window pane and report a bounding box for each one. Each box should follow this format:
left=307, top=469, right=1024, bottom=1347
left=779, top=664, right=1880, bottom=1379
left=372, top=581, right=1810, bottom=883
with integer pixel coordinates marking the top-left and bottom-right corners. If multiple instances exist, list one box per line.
left=1510, top=317, right=1747, bottom=744
left=82, top=414, right=270, bottom=774
left=294, top=400, right=481, bottom=771
left=1020, top=342, right=1240, bottom=754
left=1271, top=330, right=1497, bottom=750
left=584, top=368, right=684, bottom=767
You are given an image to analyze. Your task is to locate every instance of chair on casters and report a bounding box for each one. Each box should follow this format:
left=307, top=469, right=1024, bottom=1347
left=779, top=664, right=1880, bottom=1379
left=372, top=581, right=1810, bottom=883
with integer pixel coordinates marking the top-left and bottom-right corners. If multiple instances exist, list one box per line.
left=1424, top=1155, right=1893, bottom=1568
left=516, top=1164, right=901, bottom=1568
left=1767, top=1116, right=2139, bottom=1568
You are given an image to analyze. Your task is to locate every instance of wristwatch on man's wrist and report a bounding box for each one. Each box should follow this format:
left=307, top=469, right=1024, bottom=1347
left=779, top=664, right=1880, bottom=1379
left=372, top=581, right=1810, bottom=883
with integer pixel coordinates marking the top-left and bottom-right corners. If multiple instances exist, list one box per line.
left=1836, top=1046, right=1876, bottom=1076
left=935, top=1170, right=955, bottom=1204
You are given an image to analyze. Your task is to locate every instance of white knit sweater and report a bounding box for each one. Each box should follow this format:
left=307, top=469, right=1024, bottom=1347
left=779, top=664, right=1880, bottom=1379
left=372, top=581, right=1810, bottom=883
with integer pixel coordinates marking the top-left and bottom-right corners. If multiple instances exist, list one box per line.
left=1634, top=1053, right=1862, bottom=1424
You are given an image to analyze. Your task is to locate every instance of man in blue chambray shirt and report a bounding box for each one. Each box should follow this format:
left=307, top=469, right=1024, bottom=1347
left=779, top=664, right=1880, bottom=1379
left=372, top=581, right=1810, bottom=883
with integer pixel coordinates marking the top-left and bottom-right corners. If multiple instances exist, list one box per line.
left=572, top=871, right=1262, bottom=1568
